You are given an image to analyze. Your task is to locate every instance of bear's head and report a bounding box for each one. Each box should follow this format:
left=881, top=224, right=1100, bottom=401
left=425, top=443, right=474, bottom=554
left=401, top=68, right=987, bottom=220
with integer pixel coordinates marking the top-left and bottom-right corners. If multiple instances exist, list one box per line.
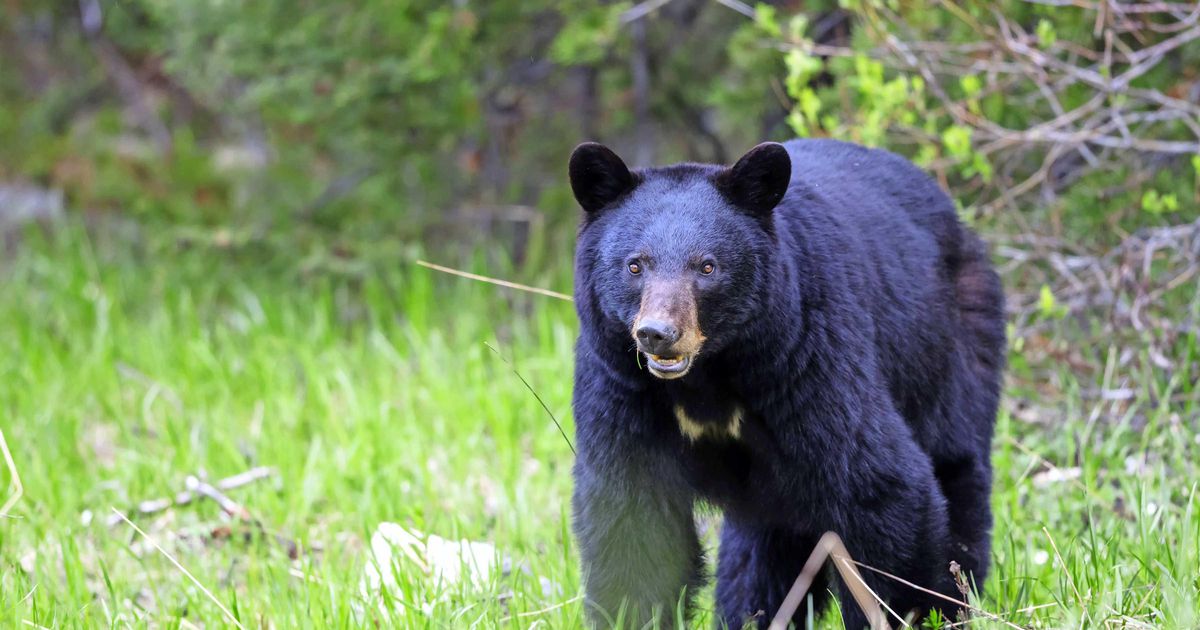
left=570, top=142, right=791, bottom=380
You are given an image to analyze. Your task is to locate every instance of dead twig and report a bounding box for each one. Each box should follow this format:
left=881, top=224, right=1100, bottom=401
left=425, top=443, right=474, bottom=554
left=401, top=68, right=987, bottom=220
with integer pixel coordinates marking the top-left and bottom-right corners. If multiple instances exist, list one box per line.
left=107, top=466, right=274, bottom=526
left=188, top=476, right=251, bottom=520
left=848, top=559, right=1031, bottom=630
left=800, top=1, right=1200, bottom=211
left=1004, top=218, right=1200, bottom=374
left=620, top=0, right=675, bottom=25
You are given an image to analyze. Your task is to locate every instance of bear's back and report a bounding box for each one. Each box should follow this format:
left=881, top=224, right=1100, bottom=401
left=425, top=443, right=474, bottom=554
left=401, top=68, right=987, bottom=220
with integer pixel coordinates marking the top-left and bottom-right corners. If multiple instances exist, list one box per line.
left=781, top=138, right=960, bottom=244
left=774, top=139, right=1000, bottom=454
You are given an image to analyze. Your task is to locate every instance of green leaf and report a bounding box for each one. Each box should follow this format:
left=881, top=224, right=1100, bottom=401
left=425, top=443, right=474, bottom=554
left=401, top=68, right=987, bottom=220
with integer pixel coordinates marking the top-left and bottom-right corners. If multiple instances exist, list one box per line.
left=549, top=3, right=629, bottom=65
left=754, top=4, right=782, bottom=38
left=784, top=49, right=824, bottom=98
left=798, top=87, right=821, bottom=126
left=941, top=125, right=973, bottom=159
left=914, top=145, right=938, bottom=168
left=972, top=153, right=994, bottom=183
left=1038, top=285, right=1066, bottom=319
left=960, top=74, right=982, bottom=98
left=1142, top=189, right=1163, bottom=213
left=786, top=14, right=810, bottom=42
left=786, top=109, right=810, bottom=136
left=1036, top=19, right=1057, bottom=47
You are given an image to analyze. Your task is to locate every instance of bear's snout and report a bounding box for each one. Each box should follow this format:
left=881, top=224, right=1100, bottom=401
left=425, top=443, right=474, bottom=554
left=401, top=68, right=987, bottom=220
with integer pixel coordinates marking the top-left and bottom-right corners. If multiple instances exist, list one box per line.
left=635, top=320, right=679, bottom=355
left=632, top=278, right=706, bottom=379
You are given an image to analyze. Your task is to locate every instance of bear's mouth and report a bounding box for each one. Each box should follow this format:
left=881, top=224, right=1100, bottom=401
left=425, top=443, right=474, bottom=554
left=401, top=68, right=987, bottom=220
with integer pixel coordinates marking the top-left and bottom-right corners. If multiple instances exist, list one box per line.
left=645, top=353, right=692, bottom=379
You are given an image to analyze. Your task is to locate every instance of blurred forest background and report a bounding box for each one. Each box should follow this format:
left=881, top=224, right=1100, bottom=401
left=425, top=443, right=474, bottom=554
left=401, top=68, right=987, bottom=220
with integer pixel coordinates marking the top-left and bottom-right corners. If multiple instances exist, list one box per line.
left=2, top=0, right=1199, bottom=627
left=3, top=0, right=1196, bottom=261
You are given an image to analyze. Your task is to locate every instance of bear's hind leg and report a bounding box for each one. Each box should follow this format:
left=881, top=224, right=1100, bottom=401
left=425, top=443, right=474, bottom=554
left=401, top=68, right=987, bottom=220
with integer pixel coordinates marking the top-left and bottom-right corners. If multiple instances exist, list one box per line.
left=935, top=454, right=993, bottom=589
left=715, top=521, right=829, bottom=629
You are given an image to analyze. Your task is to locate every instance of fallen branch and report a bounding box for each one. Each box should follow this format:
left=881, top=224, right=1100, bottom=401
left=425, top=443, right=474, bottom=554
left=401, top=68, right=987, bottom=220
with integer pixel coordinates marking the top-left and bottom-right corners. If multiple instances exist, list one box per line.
left=188, top=475, right=251, bottom=520
left=772, top=530, right=1037, bottom=630
left=770, top=531, right=894, bottom=630
left=110, top=466, right=304, bottom=561
left=107, top=466, right=274, bottom=526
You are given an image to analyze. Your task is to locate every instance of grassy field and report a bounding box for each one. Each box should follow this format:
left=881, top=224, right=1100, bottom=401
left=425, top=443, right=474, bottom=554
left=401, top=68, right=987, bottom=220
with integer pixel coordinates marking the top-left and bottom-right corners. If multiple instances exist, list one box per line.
left=1, top=222, right=1198, bottom=629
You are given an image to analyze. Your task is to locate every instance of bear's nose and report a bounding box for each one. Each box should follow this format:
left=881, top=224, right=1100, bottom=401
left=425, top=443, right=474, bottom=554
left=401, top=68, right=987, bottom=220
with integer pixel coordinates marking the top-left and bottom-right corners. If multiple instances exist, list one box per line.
left=635, top=320, right=680, bottom=354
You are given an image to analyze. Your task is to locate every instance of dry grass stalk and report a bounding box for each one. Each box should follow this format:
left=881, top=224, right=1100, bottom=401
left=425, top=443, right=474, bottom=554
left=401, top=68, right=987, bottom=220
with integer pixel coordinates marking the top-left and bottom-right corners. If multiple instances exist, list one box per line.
left=110, top=508, right=247, bottom=630
left=416, top=260, right=573, bottom=302
left=0, top=427, right=22, bottom=518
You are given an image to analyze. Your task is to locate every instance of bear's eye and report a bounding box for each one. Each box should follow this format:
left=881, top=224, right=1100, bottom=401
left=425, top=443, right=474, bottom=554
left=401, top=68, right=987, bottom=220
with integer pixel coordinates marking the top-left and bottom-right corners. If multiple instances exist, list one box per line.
left=628, top=261, right=642, bottom=275
left=700, top=261, right=715, bottom=275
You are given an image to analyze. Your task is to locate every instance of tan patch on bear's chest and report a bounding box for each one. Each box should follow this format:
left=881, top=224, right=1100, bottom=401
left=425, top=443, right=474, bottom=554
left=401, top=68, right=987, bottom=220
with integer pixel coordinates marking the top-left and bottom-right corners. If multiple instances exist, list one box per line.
left=674, top=404, right=743, bottom=442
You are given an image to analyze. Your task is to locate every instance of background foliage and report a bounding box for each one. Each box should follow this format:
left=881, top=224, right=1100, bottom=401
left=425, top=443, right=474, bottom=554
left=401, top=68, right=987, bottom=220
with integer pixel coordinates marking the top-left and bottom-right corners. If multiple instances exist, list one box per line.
left=2, top=0, right=1199, bottom=628
left=4, top=0, right=1197, bottom=254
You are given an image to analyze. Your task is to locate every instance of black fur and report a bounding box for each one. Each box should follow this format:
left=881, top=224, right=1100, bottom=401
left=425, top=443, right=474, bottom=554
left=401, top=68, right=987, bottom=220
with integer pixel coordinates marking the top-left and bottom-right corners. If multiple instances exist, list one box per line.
left=570, top=142, right=640, bottom=214
left=569, top=139, right=1006, bottom=629
left=714, top=142, right=793, bottom=218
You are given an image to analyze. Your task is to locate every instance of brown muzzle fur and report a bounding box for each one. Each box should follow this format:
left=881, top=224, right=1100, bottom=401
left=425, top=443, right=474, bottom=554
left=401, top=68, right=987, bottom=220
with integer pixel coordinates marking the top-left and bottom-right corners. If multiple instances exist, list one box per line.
left=632, top=278, right=706, bottom=356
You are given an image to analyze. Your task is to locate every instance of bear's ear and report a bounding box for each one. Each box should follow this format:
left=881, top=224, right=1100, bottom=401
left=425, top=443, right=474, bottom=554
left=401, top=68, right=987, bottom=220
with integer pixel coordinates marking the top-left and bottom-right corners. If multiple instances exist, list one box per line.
left=569, top=142, right=637, bottom=214
left=714, top=142, right=791, bottom=217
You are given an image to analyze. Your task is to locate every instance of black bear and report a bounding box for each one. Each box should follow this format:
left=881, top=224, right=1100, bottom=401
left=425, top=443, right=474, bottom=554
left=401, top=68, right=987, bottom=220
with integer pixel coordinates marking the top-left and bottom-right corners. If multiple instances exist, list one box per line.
left=568, top=139, right=1005, bottom=629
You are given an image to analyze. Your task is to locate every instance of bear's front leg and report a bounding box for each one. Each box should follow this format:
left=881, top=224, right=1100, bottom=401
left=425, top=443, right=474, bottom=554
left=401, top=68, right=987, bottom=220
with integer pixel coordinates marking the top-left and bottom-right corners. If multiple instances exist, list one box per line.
left=715, top=521, right=829, bottom=629
left=571, top=345, right=706, bottom=628
left=573, top=453, right=704, bottom=628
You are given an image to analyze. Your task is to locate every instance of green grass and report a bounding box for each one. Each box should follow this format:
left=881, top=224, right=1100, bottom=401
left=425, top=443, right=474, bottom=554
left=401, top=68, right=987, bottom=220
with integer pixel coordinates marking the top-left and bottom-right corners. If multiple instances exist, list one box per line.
left=1, top=222, right=1198, bottom=628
